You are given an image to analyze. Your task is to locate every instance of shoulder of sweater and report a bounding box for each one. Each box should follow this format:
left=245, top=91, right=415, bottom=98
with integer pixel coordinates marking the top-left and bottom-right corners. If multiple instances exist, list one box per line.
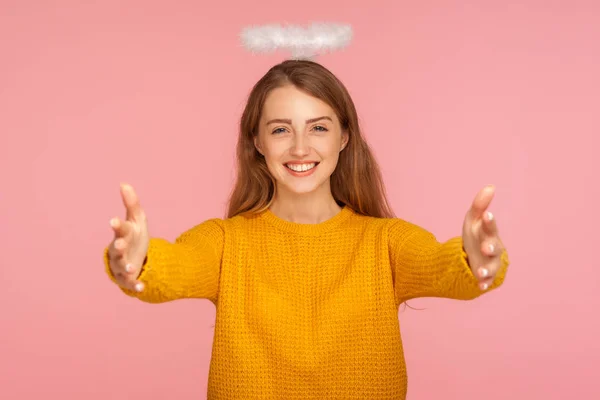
left=344, top=210, right=425, bottom=236
left=381, top=215, right=430, bottom=237
left=189, top=212, right=258, bottom=232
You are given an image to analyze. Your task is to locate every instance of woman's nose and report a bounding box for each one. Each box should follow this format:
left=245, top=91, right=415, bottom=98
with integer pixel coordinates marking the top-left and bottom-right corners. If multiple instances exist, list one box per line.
left=290, top=133, right=310, bottom=156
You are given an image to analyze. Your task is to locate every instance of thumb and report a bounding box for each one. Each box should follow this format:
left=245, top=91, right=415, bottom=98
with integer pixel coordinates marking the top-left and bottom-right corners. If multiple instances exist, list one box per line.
left=120, top=183, right=145, bottom=222
left=468, top=184, right=495, bottom=220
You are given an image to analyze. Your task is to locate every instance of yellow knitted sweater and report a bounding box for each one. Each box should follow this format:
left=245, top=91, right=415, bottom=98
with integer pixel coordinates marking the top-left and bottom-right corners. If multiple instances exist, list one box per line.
left=105, top=206, right=509, bottom=399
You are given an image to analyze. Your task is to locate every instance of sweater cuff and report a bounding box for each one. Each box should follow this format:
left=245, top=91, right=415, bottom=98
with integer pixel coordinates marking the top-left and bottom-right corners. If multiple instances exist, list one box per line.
left=440, top=236, right=509, bottom=294
left=103, top=245, right=151, bottom=297
left=436, top=236, right=482, bottom=296
left=442, top=236, right=476, bottom=275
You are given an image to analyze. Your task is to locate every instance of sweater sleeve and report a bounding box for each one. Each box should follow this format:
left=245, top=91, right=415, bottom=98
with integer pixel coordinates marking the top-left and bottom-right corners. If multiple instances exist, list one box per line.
left=104, top=218, right=225, bottom=304
left=388, top=219, right=509, bottom=306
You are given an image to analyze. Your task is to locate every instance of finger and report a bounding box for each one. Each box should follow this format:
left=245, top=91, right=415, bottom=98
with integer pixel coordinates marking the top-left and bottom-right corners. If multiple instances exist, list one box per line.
left=478, top=253, right=502, bottom=280
left=115, top=271, right=145, bottom=293
left=120, top=183, right=145, bottom=222
left=108, top=238, right=128, bottom=273
left=469, top=184, right=495, bottom=220
left=109, top=217, right=132, bottom=238
left=108, top=236, right=140, bottom=276
left=480, top=238, right=502, bottom=257
left=481, top=209, right=498, bottom=236
left=121, top=274, right=144, bottom=292
left=108, top=237, right=125, bottom=261
left=110, top=249, right=143, bottom=287
left=475, top=263, right=494, bottom=280
left=478, top=276, right=494, bottom=291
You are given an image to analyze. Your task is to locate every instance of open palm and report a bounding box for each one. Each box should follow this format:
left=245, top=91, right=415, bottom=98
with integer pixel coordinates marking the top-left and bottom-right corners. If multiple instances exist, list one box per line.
left=107, top=184, right=149, bottom=292
left=462, top=185, right=505, bottom=291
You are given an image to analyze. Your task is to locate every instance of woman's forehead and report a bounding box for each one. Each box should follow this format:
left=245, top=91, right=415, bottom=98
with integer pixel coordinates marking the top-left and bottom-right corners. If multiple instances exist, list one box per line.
left=262, top=86, right=335, bottom=120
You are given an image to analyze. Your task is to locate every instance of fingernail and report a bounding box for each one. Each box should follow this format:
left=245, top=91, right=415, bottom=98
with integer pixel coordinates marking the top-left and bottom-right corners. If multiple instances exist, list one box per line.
left=488, top=243, right=495, bottom=253
left=479, top=268, right=488, bottom=278
left=135, top=283, right=144, bottom=292
left=110, top=218, right=118, bottom=228
left=486, top=211, right=494, bottom=221
left=480, top=282, right=489, bottom=291
left=125, top=263, right=132, bottom=273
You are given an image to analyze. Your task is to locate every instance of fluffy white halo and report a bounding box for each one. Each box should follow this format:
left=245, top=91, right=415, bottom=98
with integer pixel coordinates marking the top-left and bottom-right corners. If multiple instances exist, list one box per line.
left=240, top=22, right=353, bottom=60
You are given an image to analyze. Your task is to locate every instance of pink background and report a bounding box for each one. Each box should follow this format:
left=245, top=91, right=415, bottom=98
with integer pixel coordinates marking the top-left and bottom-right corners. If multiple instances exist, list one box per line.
left=1, top=0, right=599, bottom=398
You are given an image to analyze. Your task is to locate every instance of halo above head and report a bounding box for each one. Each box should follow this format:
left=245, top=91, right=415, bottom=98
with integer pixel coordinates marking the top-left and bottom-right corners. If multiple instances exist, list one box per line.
left=240, top=22, right=353, bottom=60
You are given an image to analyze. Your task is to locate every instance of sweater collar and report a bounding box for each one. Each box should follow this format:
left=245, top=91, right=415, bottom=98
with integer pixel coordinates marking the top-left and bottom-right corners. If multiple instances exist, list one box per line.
left=258, top=205, right=355, bottom=235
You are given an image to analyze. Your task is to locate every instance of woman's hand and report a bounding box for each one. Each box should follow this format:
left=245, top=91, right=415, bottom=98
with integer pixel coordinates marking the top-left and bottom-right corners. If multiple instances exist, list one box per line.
left=107, top=184, right=150, bottom=292
left=462, top=185, right=506, bottom=291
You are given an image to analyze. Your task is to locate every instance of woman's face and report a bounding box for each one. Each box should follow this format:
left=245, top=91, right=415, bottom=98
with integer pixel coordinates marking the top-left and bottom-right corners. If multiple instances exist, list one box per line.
left=255, top=85, right=348, bottom=197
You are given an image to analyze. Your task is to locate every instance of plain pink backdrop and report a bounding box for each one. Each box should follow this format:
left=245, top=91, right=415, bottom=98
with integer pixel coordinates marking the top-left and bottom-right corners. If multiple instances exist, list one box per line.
left=1, top=0, right=599, bottom=398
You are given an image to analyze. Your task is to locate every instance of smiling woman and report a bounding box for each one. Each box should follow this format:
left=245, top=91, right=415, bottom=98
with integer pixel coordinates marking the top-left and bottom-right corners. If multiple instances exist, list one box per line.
left=229, top=60, right=393, bottom=221
left=253, top=84, right=350, bottom=214
left=104, top=58, right=510, bottom=399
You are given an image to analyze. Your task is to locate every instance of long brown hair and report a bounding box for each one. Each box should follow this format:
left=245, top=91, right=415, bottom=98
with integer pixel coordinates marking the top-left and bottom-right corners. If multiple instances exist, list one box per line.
left=226, top=59, right=394, bottom=219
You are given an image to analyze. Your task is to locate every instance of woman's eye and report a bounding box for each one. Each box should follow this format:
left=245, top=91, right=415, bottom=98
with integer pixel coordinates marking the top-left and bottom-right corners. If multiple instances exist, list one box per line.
left=313, top=125, right=328, bottom=132
left=272, top=128, right=286, bottom=134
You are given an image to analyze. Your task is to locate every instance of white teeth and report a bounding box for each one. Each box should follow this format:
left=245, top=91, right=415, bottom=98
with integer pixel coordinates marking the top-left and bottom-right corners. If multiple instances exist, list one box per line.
left=286, top=162, right=316, bottom=172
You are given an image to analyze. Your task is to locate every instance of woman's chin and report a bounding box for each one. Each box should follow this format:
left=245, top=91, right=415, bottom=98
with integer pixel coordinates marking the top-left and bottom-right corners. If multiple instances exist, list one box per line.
left=283, top=185, right=319, bottom=195
left=277, top=179, right=328, bottom=196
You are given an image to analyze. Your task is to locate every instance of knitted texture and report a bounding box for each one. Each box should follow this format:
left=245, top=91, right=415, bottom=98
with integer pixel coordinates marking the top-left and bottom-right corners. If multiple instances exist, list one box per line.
left=104, top=206, right=509, bottom=399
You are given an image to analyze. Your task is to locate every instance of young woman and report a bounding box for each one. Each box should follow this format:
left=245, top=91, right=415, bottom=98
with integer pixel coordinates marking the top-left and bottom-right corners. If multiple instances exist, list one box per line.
left=105, top=60, right=509, bottom=399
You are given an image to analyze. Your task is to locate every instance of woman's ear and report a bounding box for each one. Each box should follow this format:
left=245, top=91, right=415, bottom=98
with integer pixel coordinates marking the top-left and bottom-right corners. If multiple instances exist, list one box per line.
left=254, top=136, right=263, bottom=155
left=340, top=131, right=349, bottom=151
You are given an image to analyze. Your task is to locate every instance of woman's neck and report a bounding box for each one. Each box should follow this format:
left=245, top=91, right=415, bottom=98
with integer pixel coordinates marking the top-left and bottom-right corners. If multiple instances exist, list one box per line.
left=269, top=187, right=342, bottom=224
